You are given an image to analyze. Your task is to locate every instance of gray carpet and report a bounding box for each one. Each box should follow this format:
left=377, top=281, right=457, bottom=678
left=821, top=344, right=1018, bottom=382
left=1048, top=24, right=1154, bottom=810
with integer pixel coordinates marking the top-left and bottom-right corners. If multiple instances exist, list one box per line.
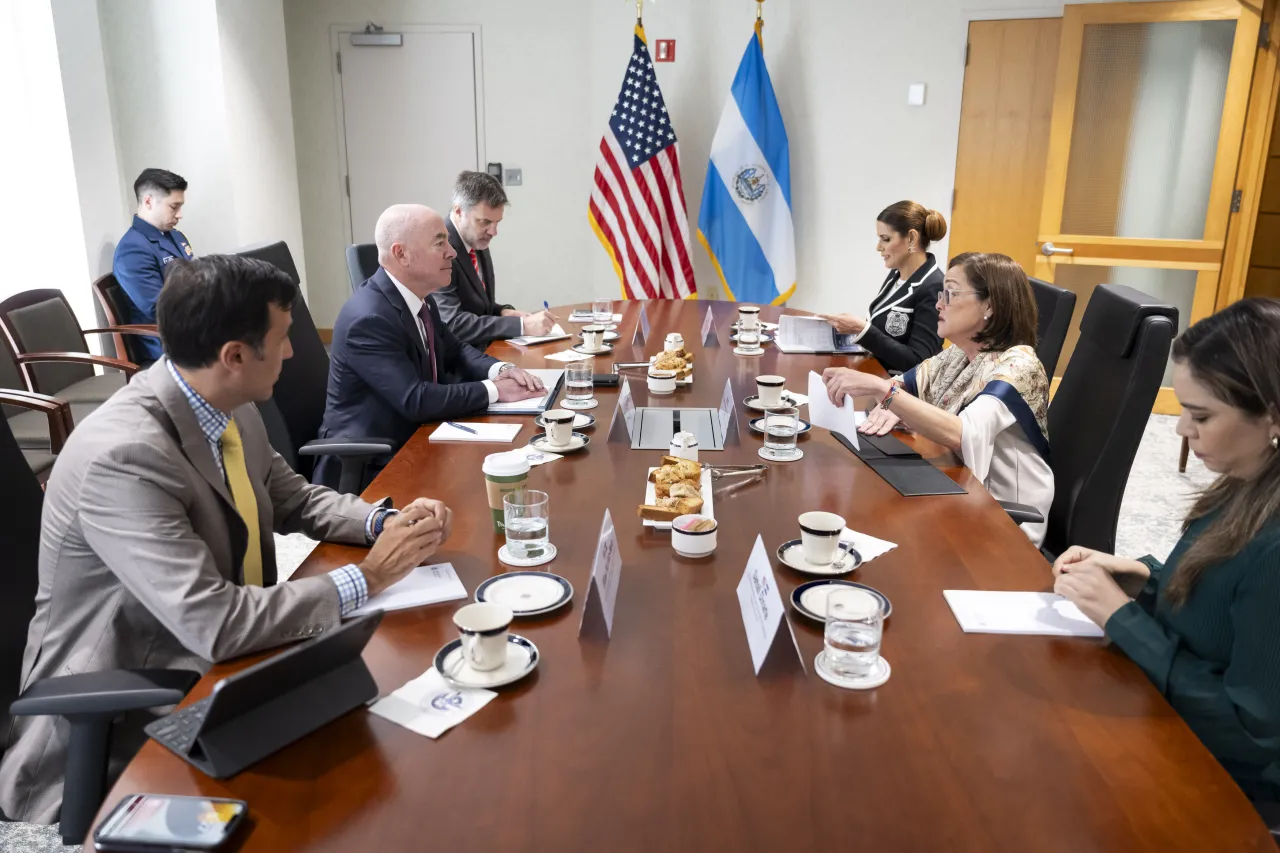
left=0, top=415, right=1213, bottom=851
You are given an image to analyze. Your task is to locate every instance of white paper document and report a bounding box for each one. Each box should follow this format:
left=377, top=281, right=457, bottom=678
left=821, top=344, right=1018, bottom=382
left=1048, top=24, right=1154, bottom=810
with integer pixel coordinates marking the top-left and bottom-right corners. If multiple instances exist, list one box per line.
left=544, top=349, right=593, bottom=363
left=942, top=590, right=1104, bottom=637
left=507, top=323, right=570, bottom=347
left=428, top=422, right=522, bottom=443
left=776, top=315, right=865, bottom=354
left=368, top=667, right=497, bottom=739
left=806, top=371, right=860, bottom=446
left=352, top=563, right=469, bottom=616
left=840, top=528, right=897, bottom=564
left=485, top=368, right=565, bottom=414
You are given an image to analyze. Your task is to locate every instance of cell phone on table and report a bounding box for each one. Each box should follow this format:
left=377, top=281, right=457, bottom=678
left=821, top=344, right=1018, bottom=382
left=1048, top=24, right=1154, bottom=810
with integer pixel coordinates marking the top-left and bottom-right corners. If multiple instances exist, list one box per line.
left=592, top=373, right=620, bottom=387
left=93, top=794, right=247, bottom=851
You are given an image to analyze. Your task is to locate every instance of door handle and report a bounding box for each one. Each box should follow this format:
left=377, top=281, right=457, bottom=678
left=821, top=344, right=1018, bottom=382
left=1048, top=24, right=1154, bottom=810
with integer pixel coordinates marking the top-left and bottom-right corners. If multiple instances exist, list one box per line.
left=1039, top=242, right=1074, bottom=256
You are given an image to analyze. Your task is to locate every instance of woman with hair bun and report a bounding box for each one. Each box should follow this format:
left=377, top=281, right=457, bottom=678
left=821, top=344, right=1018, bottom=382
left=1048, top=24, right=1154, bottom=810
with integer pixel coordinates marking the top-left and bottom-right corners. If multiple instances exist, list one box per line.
left=819, top=200, right=948, bottom=372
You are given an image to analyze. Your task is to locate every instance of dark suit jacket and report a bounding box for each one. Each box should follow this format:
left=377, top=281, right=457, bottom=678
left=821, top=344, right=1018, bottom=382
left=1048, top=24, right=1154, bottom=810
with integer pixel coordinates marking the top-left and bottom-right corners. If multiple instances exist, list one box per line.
left=314, top=268, right=498, bottom=489
left=430, top=217, right=521, bottom=347
left=859, top=253, right=945, bottom=373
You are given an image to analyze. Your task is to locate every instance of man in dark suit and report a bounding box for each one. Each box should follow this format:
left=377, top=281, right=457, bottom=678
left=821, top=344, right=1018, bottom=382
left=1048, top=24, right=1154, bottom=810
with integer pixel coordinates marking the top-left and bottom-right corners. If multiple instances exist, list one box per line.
left=433, top=171, right=557, bottom=347
left=315, top=204, right=546, bottom=490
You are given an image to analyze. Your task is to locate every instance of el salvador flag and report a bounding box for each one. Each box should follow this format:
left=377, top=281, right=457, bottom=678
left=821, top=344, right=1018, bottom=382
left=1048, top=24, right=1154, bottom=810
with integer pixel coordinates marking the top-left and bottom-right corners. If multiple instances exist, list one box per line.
left=697, top=27, right=795, bottom=305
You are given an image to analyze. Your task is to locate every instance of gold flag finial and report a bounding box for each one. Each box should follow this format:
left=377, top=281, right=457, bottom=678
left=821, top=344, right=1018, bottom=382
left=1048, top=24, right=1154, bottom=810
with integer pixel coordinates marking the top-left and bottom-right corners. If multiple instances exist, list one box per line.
left=637, top=0, right=644, bottom=25
left=755, top=0, right=765, bottom=39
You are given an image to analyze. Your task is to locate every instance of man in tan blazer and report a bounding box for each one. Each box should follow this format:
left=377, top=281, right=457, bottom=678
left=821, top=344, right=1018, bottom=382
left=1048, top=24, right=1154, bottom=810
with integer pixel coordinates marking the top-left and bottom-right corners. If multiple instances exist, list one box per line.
left=0, top=255, right=450, bottom=823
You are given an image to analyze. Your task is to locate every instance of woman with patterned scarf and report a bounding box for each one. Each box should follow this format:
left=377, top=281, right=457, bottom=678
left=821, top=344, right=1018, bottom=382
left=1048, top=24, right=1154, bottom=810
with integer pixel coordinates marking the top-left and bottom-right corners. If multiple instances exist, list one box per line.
left=822, top=252, right=1053, bottom=545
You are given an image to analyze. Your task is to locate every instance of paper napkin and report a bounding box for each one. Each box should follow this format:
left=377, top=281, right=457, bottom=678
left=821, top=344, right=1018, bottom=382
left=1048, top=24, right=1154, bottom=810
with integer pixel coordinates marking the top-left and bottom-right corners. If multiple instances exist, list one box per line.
left=368, top=667, right=497, bottom=739
left=840, top=528, right=898, bottom=564
left=544, top=349, right=593, bottom=363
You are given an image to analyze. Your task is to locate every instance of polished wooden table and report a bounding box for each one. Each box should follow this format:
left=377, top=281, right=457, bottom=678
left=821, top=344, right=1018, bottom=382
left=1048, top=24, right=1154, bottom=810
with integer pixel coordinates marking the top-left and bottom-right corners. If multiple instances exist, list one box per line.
left=93, top=301, right=1271, bottom=851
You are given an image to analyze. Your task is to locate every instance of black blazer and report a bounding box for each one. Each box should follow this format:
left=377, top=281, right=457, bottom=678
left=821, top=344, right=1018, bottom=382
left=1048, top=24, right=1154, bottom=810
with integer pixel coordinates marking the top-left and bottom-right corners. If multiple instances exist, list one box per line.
left=858, top=253, right=945, bottom=373
left=430, top=218, right=522, bottom=347
left=314, top=268, right=498, bottom=489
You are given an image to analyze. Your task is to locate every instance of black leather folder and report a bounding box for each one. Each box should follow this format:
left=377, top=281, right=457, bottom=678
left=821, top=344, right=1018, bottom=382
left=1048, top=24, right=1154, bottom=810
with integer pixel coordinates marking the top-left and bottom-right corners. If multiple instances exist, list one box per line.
left=833, top=432, right=967, bottom=497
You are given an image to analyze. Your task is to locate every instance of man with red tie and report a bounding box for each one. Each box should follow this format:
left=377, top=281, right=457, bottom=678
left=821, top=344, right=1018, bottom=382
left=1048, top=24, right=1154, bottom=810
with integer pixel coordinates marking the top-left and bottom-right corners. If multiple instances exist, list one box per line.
left=433, top=171, right=557, bottom=346
left=315, top=204, right=546, bottom=491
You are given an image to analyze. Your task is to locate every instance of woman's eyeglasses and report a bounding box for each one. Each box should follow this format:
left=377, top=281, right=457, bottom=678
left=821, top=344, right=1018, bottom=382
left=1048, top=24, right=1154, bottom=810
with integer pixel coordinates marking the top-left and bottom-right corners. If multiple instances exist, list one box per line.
left=939, top=288, right=979, bottom=306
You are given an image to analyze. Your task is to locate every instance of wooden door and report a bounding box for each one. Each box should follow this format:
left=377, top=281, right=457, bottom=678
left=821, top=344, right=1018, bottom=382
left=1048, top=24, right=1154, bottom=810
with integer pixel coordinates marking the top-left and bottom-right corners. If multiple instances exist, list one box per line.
left=949, top=18, right=1063, bottom=273
left=1035, top=0, right=1261, bottom=412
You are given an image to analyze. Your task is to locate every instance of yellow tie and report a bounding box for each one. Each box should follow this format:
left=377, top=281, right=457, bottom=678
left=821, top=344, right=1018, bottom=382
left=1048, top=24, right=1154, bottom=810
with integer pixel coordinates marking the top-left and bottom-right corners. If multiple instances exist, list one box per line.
left=220, top=420, right=263, bottom=587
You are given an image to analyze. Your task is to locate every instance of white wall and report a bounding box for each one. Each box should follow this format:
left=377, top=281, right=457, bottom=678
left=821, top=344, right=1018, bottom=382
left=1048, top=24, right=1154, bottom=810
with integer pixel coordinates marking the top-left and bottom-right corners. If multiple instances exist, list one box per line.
left=277, top=1, right=1160, bottom=327
left=0, top=0, right=95, bottom=326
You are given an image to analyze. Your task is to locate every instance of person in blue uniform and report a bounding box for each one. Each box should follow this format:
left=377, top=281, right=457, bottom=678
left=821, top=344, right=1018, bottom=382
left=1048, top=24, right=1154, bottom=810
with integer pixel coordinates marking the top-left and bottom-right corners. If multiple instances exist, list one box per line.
left=112, top=169, right=193, bottom=362
left=818, top=200, right=948, bottom=374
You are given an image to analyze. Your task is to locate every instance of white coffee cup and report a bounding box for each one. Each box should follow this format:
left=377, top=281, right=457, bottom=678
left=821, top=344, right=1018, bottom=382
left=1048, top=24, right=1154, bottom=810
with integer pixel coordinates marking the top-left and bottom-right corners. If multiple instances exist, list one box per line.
left=738, top=305, right=761, bottom=331
left=648, top=368, right=677, bottom=395
left=798, top=511, right=847, bottom=566
left=542, top=408, right=575, bottom=448
left=582, top=325, right=606, bottom=351
left=756, top=375, right=786, bottom=407
left=453, top=602, right=513, bottom=672
left=665, top=332, right=684, bottom=350
left=669, top=430, right=699, bottom=462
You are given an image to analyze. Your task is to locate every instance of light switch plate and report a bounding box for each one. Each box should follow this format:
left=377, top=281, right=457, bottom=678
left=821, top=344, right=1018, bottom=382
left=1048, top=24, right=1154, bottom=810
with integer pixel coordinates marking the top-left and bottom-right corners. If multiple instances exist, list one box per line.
left=908, top=83, right=926, bottom=106
left=505, top=168, right=523, bottom=186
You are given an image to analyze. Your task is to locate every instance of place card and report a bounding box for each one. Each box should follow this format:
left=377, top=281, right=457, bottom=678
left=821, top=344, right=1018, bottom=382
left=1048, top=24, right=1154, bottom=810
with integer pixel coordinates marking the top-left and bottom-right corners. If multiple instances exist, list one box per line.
left=633, top=303, right=651, bottom=346
left=608, top=376, right=637, bottom=443
left=718, top=377, right=736, bottom=437
left=701, top=305, right=719, bottom=346
left=580, top=509, right=623, bottom=639
left=736, top=535, right=805, bottom=676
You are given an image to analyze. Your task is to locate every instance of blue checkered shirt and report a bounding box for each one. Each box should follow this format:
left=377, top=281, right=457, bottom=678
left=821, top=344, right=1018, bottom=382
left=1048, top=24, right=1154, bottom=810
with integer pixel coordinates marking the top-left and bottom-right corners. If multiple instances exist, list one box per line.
left=166, top=360, right=371, bottom=614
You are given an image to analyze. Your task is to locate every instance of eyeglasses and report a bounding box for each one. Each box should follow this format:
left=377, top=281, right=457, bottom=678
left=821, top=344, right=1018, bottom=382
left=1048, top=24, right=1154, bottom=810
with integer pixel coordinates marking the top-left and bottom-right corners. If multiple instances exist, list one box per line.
left=939, top=288, right=980, bottom=306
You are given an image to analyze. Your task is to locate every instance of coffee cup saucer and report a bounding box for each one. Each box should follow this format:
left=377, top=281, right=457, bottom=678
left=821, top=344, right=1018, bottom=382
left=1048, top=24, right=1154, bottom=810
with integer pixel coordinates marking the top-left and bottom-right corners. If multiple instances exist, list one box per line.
left=535, top=412, right=596, bottom=429
left=815, top=652, right=890, bottom=690
left=476, top=571, right=573, bottom=616
left=749, top=416, right=811, bottom=434
left=759, top=447, right=804, bottom=462
left=743, top=393, right=800, bottom=411
left=730, top=332, right=773, bottom=343
left=579, top=330, right=620, bottom=342
left=562, top=398, right=599, bottom=410
left=435, top=634, right=540, bottom=689
left=498, top=542, right=558, bottom=567
left=776, top=538, right=861, bottom=576
left=529, top=432, right=590, bottom=453
left=572, top=343, right=614, bottom=355
left=790, top=579, right=891, bottom=622
left=733, top=346, right=765, bottom=357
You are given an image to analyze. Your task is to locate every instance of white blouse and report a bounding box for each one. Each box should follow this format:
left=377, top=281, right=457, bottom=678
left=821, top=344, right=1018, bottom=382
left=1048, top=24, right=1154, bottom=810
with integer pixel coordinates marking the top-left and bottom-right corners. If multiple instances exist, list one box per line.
left=958, top=395, right=1054, bottom=547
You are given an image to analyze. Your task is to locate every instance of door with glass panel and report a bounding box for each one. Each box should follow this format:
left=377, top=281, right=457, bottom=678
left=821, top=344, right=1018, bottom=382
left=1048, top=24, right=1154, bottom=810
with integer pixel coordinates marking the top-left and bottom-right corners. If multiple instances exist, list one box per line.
left=1035, top=0, right=1261, bottom=413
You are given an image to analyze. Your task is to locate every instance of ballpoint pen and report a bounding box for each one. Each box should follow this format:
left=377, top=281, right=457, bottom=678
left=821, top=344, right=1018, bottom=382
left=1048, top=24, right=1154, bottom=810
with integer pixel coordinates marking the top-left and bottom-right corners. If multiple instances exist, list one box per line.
left=543, top=301, right=551, bottom=311
left=446, top=421, right=478, bottom=434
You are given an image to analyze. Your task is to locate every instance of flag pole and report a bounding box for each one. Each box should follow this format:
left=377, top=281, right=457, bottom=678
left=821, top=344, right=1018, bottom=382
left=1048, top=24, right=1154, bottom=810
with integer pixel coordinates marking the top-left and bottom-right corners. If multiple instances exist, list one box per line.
left=637, top=0, right=643, bottom=26
left=755, top=0, right=765, bottom=44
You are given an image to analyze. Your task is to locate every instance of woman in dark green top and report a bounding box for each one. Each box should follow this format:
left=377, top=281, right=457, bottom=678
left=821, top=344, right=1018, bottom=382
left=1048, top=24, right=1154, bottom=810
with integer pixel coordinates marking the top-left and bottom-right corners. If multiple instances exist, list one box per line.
left=1054, top=298, right=1280, bottom=803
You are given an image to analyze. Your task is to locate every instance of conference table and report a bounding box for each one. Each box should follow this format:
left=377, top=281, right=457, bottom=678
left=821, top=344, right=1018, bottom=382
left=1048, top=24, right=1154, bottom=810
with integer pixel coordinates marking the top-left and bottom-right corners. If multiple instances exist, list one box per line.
left=92, top=300, right=1271, bottom=851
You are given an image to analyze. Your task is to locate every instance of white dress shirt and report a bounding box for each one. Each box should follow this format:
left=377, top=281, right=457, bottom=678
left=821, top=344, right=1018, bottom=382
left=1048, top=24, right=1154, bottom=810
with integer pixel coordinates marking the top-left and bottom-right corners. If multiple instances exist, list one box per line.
left=385, top=271, right=510, bottom=404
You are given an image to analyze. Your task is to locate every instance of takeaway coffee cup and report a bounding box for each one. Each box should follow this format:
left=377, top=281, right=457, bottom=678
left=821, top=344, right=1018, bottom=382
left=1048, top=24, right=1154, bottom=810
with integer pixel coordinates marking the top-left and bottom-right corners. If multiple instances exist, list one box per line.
left=483, top=450, right=531, bottom=533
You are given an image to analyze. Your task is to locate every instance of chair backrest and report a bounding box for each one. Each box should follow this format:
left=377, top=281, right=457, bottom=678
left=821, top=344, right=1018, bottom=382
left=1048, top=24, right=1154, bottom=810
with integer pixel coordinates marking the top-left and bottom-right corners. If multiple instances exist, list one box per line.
left=232, top=242, right=330, bottom=480
left=0, top=335, right=28, bottom=421
left=91, top=272, right=154, bottom=365
left=1044, top=284, right=1176, bottom=556
left=0, top=290, right=93, bottom=395
left=1028, top=277, right=1077, bottom=379
left=346, top=244, right=379, bottom=293
left=0, top=415, right=44, bottom=750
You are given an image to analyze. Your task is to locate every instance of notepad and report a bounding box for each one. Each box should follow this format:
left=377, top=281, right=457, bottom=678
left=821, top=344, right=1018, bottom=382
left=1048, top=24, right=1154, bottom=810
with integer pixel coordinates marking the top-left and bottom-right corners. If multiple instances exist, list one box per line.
left=508, top=324, right=571, bottom=346
left=942, top=590, right=1104, bottom=637
left=428, top=422, right=522, bottom=443
left=352, top=563, right=469, bottom=615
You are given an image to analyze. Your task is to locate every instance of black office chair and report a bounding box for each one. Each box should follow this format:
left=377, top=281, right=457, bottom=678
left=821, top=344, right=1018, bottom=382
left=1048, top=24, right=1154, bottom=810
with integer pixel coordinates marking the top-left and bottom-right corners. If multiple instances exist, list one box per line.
left=0, top=416, right=198, bottom=843
left=90, top=272, right=162, bottom=366
left=1028, top=277, right=1076, bottom=379
left=233, top=242, right=391, bottom=492
left=345, top=243, right=379, bottom=293
left=1003, top=284, right=1176, bottom=558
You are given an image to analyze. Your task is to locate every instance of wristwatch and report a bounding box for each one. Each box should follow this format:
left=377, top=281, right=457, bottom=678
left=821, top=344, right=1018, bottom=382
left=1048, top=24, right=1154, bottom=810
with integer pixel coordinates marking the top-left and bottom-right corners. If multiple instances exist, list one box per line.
left=496, top=363, right=515, bottom=375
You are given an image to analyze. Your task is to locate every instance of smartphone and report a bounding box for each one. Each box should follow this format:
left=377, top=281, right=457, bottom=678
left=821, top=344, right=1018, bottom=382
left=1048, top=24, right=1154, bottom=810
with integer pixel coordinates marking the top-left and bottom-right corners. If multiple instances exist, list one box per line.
left=93, top=794, right=247, bottom=852
left=592, top=373, right=620, bottom=387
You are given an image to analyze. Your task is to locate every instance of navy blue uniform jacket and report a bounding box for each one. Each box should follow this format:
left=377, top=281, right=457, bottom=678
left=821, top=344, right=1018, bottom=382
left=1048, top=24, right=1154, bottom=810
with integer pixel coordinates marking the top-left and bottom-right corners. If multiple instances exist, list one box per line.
left=112, top=215, right=193, bottom=361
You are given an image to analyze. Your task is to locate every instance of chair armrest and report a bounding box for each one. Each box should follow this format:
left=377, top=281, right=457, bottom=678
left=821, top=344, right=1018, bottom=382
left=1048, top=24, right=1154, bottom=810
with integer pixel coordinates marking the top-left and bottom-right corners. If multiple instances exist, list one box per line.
left=10, top=669, right=199, bottom=718
left=83, top=325, right=162, bottom=339
left=16, top=351, right=141, bottom=377
left=0, top=389, right=73, bottom=452
left=997, top=500, right=1044, bottom=525
left=298, top=437, right=395, bottom=457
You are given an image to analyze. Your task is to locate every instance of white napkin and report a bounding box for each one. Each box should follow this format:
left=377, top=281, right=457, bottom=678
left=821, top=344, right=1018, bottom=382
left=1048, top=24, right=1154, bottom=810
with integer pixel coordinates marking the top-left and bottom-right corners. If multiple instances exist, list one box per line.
left=784, top=391, right=809, bottom=407
left=368, top=667, right=497, bottom=739
left=840, top=528, right=897, bottom=563
left=544, top=349, right=593, bottom=363
left=520, top=445, right=562, bottom=466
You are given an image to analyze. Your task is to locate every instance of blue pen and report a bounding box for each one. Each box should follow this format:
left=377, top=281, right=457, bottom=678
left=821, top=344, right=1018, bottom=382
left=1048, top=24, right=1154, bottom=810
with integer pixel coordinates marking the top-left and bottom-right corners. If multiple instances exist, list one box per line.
left=543, top=301, right=551, bottom=311
left=446, top=421, right=478, bottom=434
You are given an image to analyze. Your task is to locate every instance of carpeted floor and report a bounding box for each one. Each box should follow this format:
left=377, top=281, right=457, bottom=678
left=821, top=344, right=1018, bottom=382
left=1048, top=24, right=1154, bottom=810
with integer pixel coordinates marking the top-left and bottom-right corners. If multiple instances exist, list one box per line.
left=0, top=415, right=1214, bottom=851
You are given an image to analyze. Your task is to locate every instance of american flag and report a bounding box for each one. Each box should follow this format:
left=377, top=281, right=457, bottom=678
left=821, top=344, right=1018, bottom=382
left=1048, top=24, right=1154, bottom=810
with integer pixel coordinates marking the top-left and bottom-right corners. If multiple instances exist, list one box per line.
left=588, top=27, right=697, bottom=300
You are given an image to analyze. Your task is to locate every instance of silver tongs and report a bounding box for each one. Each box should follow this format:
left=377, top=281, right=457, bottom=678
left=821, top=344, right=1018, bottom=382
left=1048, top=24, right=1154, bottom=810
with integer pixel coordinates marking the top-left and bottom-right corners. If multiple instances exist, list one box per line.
left=705, top=464, right=767, bottom=481
left=612, top=362, right=650, bottom=372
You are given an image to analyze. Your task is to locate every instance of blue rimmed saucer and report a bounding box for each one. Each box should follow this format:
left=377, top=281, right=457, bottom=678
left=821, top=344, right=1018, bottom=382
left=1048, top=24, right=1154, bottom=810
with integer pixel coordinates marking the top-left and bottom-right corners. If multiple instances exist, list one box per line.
left=434, top=634, right=539, bottom=689
left=476, top=572, right=573, bottom=617
left=748, top=416, right=812, bottom=435
left=790, top=579, right=892, bottom=623
left=776, top=539, right=861, bottom=576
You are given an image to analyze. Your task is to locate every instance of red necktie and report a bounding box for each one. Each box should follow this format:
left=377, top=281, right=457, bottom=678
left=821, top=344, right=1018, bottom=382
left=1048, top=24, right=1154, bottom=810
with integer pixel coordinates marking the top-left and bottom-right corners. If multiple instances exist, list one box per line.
left=417, top=303, right=439, bottom=383
left=469, top=250, right=484, bottom=286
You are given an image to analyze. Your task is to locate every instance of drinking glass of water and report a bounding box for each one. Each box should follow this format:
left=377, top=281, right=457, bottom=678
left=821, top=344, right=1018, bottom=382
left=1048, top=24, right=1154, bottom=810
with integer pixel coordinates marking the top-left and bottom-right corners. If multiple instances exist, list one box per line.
left=822, top=588, right=883, bottom=679
left=565, top=360, right=594, bottom=407
left=763, top=406, right=799, bottom=458
left=738, top=329, right=762, bottom=354
left=592, top=298, right=613, bottom=325
left=503, top=489, right=550, bottom=560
